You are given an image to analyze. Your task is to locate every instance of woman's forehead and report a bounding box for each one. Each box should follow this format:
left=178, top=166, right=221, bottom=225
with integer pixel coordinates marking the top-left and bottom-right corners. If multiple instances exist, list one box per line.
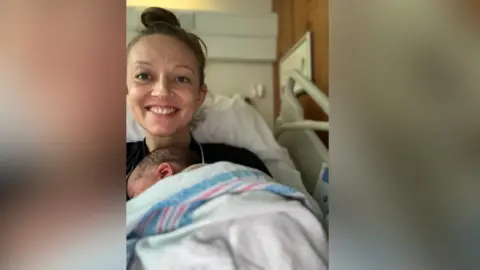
left=128, top=34, right=197, bottom=68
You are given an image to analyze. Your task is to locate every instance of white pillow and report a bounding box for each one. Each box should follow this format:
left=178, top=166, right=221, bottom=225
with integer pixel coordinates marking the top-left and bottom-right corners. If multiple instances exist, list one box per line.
left=125, top=92, right=313, bottom=199
left=126, top=105, right=145, bottom=143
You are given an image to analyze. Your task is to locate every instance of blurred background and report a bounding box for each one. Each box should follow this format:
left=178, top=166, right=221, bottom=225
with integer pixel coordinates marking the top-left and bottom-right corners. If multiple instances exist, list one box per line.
left=0, top=0, right=478, bottom=269
left=331, top=0, right=480, bottom=269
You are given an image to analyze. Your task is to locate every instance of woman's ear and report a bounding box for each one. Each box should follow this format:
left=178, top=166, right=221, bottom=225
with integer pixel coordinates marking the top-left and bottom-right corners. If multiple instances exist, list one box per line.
left=126, top=86, right=131, bottom=105
left=198, top=84, right=208, bottom=105
left=155, top=163, right=174, bottom=179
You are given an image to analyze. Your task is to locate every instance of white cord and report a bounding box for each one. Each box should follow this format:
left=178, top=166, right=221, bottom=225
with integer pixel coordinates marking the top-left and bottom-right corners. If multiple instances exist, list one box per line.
left=196, top=140, right=205, bottom=164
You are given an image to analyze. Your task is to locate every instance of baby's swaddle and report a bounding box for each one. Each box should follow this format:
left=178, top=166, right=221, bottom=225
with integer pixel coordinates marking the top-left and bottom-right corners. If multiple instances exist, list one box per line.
left=127, top=162, right=328, bottom=270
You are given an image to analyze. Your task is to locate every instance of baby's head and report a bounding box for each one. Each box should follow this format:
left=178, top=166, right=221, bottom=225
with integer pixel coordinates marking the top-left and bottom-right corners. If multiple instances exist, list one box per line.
left=127, top=147, right=201, bottom=199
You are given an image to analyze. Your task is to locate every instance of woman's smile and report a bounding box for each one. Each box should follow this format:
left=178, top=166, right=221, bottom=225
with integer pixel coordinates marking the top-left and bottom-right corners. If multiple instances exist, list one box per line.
left=147, top=106, right=179, bottom=116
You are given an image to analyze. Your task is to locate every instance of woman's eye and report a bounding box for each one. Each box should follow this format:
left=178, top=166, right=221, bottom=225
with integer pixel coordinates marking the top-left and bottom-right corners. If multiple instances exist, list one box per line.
left=176, top=76, right=191, bottom=84
left=135, top=72, right=152, bottom=81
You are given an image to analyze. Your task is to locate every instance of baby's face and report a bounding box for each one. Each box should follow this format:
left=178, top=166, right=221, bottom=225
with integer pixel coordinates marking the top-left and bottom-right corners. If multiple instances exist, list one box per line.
left=128, top=162, right=176, bottom=199
left=127, top=162, right=206, bottom=199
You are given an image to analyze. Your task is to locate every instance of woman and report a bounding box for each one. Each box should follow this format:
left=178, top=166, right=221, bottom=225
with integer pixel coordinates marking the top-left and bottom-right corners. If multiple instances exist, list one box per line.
left=126, top=7, right=270, bottom=197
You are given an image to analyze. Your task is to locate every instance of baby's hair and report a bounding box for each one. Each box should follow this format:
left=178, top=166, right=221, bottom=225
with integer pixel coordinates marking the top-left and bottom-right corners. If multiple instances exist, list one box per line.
left=129, top=147, right=201, bottom=182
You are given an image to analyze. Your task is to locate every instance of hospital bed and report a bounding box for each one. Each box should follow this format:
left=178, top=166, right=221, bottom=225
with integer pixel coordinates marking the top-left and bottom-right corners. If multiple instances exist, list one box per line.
left=273, top=31, right=329, bottom=220
left=127, top=63, right=329, bottom=225
left=275, top=69, right=330, bottom=220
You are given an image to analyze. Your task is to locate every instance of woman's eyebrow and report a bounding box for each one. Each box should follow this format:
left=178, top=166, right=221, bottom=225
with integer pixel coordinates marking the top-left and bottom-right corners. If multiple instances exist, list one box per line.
left=175, top=65, right=196, bottom=74
left=135, top=60, right=152, bottom=66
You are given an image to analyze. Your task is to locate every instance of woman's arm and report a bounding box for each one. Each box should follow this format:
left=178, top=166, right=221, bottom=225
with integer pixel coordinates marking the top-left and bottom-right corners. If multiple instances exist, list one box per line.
left=126, top=141, right=148, bottom=177
left=200, top=143, right=271, bottom=177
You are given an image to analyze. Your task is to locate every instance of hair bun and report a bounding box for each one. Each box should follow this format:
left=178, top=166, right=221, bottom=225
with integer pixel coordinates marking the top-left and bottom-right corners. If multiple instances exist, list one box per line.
left=141, top=7, right=181, bottom=29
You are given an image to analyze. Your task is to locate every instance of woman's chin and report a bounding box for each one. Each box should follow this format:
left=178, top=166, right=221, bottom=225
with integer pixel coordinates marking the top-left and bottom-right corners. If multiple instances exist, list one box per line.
left=146, top=124, right=179, bottom=137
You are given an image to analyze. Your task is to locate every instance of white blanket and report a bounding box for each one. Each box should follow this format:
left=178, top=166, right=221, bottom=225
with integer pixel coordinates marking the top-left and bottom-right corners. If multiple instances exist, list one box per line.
left=127, top=162, right=328, bottom=270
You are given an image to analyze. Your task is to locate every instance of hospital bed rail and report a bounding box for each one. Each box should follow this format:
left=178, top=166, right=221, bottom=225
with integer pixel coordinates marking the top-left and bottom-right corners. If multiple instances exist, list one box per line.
left=275, top=70, right=329, bottom=137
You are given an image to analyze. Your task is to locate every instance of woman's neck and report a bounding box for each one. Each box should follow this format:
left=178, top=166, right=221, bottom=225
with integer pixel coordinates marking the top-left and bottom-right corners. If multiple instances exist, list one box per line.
left=145, top=130, right=191, bottom=152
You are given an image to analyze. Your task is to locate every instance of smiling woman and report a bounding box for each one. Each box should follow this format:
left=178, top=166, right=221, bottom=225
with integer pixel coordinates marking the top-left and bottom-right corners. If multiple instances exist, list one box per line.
left=127, top=34, right=205, bottom=136
left=126, top=7, right=272, bottom=199
left=127, top=7, right=207, bottom=138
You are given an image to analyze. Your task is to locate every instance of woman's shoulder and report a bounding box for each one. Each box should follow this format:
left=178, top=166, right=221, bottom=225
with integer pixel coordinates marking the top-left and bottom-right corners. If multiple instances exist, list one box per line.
left=200, top=143, right=254, bottom=154
left=127, top=140, right=144, bottom=151
left=200, top=143, right=271, bottom=176
left=127, top=141, right=145, bottom=159
left=126, top=141, right=147, bottom=176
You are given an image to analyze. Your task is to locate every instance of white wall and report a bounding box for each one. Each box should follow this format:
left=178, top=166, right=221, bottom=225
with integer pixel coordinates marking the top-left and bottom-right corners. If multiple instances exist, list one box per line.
left=205, top=61, right=274, bottom=129
left=126, top=0, right=272, bottom=14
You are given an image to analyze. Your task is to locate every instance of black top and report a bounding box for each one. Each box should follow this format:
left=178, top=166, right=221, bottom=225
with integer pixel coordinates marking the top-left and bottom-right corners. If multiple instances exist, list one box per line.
left=126, top=136, right=271, bottom=200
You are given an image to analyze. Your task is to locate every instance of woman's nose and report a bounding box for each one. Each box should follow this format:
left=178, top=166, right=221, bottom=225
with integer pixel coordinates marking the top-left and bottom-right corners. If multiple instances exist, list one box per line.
left=151, top=75, right=171, bottom=97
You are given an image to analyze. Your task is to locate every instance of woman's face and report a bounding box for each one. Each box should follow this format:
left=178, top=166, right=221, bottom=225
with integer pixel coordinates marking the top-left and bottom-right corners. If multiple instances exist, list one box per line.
left=127, top=34, right=207, bottom=137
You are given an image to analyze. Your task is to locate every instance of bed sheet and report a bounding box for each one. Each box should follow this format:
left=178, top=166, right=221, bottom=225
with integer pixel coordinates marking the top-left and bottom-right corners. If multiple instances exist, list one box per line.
left=194, top=94, right=317, bottom=205
left=127, top=162, right=328, bottom=270
left=126, top=92, right=312, bottom=200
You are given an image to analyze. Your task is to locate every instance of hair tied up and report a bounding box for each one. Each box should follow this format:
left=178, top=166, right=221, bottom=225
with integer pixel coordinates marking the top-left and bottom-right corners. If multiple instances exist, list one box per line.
left=128, top=7, right=207, bottom=86
left=141, top=7, right=181, bottom=29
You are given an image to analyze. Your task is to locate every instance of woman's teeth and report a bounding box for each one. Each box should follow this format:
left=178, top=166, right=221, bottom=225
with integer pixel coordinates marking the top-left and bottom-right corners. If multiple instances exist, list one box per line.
left=149, top=107, right=177, bottom=115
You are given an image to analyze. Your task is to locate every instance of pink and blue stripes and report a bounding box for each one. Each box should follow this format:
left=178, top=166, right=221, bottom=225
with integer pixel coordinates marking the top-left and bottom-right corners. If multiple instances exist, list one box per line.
left=128, top=169, right=310, bottom=239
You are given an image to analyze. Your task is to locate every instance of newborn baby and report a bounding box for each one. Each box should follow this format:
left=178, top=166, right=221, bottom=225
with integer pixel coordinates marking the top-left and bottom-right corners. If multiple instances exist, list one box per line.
left=127, top=147, right=203, bottom=199
left=127, top=158, right=326, bottom=270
